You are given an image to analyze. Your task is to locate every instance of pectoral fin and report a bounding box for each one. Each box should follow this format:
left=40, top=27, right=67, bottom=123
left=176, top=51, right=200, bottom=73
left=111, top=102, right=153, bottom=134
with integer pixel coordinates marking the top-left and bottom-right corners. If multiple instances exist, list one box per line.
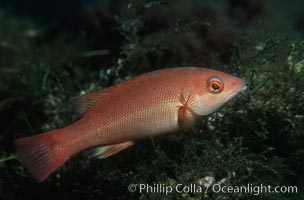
left=178, top=88, right=202, bottom=134
left=89, top=141, right=134, bottom=159
left=178, top=88, right=198, bottom=126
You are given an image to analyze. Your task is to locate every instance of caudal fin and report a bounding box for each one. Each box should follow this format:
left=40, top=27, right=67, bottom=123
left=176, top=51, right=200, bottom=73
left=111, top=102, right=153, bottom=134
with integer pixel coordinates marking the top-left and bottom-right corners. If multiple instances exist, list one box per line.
left=15, top=131, right=72, bottom=182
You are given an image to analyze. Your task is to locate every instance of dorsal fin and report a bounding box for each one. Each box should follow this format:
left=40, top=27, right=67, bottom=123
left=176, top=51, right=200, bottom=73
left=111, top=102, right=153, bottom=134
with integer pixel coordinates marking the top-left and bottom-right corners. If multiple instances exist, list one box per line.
left=72, top=91, right=105, bottom=116
left=72, top=69, right=169, bottom=116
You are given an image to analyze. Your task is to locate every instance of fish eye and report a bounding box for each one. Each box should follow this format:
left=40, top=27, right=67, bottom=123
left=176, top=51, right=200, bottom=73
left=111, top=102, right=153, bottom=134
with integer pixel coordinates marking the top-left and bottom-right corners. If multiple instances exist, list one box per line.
left=207, top=77, right=224, bottom=94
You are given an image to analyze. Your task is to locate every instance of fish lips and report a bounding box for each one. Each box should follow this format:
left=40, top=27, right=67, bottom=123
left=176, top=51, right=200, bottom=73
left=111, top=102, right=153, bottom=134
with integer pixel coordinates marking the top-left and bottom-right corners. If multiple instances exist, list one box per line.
left=224, top=83, right=247, bottom=103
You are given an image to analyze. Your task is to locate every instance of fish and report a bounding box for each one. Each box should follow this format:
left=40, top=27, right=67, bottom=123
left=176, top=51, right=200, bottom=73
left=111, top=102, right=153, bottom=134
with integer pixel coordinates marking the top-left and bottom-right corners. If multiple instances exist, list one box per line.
left=14, top=67, right=247, bottom=182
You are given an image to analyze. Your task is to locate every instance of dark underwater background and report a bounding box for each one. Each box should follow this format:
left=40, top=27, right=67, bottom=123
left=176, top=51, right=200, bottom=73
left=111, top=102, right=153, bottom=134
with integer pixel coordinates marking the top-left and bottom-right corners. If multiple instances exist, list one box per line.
left=0, top=0, right=303, bottom=199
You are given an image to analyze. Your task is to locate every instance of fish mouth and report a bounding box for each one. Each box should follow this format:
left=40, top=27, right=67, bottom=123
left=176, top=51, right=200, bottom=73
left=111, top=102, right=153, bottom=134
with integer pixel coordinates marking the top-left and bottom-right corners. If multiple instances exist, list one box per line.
left=224, top=92, right=238, bottom=102
left=224, top=82, right=247, bottom=103
left=241, top=83, right=248, bottom=92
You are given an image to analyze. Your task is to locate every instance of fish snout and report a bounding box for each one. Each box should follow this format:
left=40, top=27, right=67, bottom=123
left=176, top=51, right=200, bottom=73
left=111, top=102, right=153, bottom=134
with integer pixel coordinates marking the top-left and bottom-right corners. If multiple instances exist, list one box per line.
left=241, top=81, right=248, bottom=92
left=235, top=78, right=247, bottom=93
left=224, top=79, right=247, bottom=103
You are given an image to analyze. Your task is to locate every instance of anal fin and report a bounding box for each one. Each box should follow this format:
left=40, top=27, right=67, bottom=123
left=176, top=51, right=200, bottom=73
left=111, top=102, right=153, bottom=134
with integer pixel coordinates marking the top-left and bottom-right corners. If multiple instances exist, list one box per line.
left=90, top=141, right=134, bottom=159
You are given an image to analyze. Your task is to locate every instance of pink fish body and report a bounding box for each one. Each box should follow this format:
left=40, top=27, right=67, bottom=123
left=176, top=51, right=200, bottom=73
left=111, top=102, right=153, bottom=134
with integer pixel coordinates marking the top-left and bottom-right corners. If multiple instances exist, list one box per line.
left=15, top=67, right=247, bottom=181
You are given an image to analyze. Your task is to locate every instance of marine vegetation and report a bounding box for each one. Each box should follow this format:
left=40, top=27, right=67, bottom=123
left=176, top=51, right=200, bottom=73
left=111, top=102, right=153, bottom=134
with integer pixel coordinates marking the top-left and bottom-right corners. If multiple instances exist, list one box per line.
left=0, top=0, right=303, bottom=200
